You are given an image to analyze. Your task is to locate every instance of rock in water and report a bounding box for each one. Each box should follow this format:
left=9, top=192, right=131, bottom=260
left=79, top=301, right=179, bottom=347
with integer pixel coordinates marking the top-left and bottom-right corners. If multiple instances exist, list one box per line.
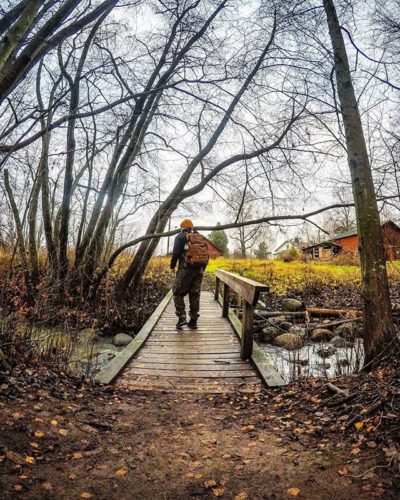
left=311, top=328, right=333, bottom=342
left=112, top=333, right=133, bottom=347
left=317, top=346, right=336, bottom=358
left=334, top=323, right=355, bottom=339
left=330, top=336, right=350, bottom=348
left=282, top=298, right=302, bottom=311
left=278, top=321, right=293, bottom=332
left=270, top=315, right=287, bottom=324
left=259, top=326, right=280, bottom=343
left=274, top=333, right=303, bottom=350
left=289, top=325, right=307, bottom=338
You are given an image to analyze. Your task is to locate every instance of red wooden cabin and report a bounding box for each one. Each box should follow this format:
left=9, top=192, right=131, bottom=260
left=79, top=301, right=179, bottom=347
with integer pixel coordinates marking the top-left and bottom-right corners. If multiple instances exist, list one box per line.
left=302, top=221, right=400, bottom=261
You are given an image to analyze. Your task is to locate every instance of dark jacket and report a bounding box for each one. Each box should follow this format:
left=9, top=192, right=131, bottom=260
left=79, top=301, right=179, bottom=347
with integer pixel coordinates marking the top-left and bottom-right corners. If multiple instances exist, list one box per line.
left=170, top=229, right=191, bottom=269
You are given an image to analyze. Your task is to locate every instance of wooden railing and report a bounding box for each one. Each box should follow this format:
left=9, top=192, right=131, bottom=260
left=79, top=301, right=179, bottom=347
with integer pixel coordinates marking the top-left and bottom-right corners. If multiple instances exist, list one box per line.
left=215, top=270, right=269, bottom=360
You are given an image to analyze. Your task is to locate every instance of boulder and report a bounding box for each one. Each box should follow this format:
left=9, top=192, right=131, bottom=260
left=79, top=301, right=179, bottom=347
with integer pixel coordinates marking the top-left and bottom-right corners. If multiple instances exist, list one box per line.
left=317, top=346, right=336, bottom=358
left=311, top=328, right=333, bottom=342
left=278, top=321, right=293, bottom=332
left=259, top=326, right=280, bottom=343
left=316, top=361, right=331, bottom=370
left=334, top=323, right=355, bottom=339
left=274, top=333, right=303, bottom=350
left=289, top=325, right=307, bottom=338
left=271, top=315, right=287, bottom=324
left=330, top=336, right=350, bottom=348
left=282, top=298, right=302, bottom=312
left=112, top=333, right=133, bottom=347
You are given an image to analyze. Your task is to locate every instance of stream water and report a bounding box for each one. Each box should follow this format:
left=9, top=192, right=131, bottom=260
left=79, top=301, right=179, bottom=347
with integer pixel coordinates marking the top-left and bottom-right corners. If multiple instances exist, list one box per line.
left=27, top=324, right=123, bottom=376
left=258, top=339, right=364, bottom=383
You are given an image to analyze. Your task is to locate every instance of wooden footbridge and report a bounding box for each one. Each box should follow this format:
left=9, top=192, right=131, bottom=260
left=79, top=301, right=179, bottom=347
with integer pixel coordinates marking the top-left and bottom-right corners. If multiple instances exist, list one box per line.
left=94, top=270, right=285, bottom=392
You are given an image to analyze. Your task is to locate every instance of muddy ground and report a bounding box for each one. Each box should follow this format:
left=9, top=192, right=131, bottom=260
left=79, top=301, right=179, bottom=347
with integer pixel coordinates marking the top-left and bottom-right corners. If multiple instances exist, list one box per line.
left=0, top=368, right=398, bottom=499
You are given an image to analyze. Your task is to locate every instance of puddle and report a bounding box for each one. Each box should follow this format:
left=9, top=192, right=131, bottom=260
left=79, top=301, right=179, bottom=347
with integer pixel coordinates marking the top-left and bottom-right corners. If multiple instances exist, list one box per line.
left=25, top=324, right=123, bottom=376
left=257, top=339, right=364, bottom=383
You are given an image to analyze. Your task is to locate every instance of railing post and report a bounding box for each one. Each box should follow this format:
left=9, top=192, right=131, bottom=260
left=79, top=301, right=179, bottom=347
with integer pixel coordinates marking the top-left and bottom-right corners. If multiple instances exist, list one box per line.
left=241, top=301, right=254, bottom=360
left=214, top=276, right=220, bottom=301
left=222, top=284, right=229, bottom=317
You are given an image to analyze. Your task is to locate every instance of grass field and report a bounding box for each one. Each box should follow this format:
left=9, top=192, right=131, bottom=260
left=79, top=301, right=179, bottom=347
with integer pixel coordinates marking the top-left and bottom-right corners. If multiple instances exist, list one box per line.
left=204, top=257, right=400, bottom=297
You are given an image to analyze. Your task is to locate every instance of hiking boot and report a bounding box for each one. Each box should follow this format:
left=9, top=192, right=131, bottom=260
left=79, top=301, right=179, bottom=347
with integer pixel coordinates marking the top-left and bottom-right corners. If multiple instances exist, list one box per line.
left=176, top=318, right=187, bottom=330
left=187, top=318, right=198, bottom=330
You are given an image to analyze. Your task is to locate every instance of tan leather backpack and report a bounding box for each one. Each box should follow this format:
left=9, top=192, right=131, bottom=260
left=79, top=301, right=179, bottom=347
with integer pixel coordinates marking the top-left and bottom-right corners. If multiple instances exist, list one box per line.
left=185, top=232, right=209, bottom=267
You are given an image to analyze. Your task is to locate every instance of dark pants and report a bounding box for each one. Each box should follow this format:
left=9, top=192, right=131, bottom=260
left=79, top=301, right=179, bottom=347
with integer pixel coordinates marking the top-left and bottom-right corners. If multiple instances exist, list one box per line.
left=173, top=267, right=204, bottom=320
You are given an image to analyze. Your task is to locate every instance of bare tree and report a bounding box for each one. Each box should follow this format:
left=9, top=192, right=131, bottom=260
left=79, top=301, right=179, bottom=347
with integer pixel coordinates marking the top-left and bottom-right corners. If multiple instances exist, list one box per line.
left=323, top=0, right=395, bottom=368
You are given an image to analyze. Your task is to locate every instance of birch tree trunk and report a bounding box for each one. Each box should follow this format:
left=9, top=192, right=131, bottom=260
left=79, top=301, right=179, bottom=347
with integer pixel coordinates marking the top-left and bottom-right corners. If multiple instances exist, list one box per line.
left=323, top=0, right=395, bottom=368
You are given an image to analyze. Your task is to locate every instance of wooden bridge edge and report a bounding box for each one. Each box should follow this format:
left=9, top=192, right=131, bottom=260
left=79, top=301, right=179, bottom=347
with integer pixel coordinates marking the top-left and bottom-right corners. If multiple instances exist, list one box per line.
left=93, top=290, right=173, bottom=385
left=217, top=295, right=286, bottom=387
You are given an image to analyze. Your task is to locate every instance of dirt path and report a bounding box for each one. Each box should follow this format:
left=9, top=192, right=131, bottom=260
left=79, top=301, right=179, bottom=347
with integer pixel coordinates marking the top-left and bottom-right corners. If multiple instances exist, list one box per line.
left=0, top=377, right=397, bottom=499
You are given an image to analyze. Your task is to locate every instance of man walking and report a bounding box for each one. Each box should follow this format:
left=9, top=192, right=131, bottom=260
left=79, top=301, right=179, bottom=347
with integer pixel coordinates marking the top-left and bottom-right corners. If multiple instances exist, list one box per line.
left=170, top=219, right=209, bottom=330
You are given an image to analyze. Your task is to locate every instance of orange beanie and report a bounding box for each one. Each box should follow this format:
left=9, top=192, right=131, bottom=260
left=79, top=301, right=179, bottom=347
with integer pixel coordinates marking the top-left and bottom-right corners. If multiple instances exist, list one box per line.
left=180, top=219, right=194, bottom=228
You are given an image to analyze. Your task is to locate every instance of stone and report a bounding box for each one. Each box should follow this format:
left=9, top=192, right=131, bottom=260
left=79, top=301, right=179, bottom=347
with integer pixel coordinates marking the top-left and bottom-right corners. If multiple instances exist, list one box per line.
left=289, top=325, right=307, bottom=338
left=112, top=333, right=133, bottom=347
left=311, top=328, right=334, bottom=342
left=330, top=336, right=350, bottom=348
left=337, top=358, right=350, bottom=367
left=274, top=333, right=303, bottom=350
left=271, top=315, right=287, bottom=324
left=259, top=326, right=280, bottom=343
left=334, top=323, right=355, bottom=339
left=317, top=346, right=336, bottom=358
left=281, top=298, right=303, bottom=312
left=278, top=321, right=293, bottom=332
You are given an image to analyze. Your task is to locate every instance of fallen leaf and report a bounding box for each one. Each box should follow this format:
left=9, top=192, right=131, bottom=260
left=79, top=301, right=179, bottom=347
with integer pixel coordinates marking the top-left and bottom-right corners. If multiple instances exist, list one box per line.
left=42, top=482, right=53, bottom=491
left=30, top=442, right=39, bottom=449
left=6, top=450, right=24, bottom=465
left=241, top=425, right=255, bottom=432
left=204, top=480, right=217, bottom=489
left=69, top=473, right=76, bottom=480
left=287, top=487, right=301, bottom=496
left=50, top=420, right=58, bottom=427
left=14, top=485, right=23, bottom=492
left=366, top=441, right=377, bottom=449
left=235, top=493, right=248, bottom=500
left=354, top=421, right=364, bottom=431
left=12, top=412, right=22, bottom=419
left=80, top=493, right=93, bottom=499
left=58, top=429, right=69, bottom=436
left=337, top=467, right=348, bottom=476
left=115, top=467, right=128, bottom=476
left=351, top=447, right=361, bottom=455
left=25, top=456, right=36, bottom=465
left=34, top=431, right=45, bottom=438
left=213, top=487, right=225, bottom=497
left=185, top=472, right=195, bottom=478
left=73, top=452, right=84, bottom=459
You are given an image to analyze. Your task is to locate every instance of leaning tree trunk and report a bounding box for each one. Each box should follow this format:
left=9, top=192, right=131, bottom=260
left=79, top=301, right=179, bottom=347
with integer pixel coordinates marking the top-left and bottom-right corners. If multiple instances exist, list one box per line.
left=323, top=0, right=395, bottom=368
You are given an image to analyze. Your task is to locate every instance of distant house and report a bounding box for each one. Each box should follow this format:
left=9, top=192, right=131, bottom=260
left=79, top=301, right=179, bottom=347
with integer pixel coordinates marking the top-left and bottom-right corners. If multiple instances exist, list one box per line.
left=205, top=237, right=224, bottom=259
left=272, top=240, right=301, bottom=258
left=302, top=221, right=400, bottom=261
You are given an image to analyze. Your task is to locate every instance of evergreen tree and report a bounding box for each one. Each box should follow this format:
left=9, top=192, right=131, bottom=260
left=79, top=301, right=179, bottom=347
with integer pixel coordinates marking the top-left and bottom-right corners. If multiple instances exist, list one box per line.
left=254, top=241, right=269, bottom=259
left=208, top=223, right=229, bottom=255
